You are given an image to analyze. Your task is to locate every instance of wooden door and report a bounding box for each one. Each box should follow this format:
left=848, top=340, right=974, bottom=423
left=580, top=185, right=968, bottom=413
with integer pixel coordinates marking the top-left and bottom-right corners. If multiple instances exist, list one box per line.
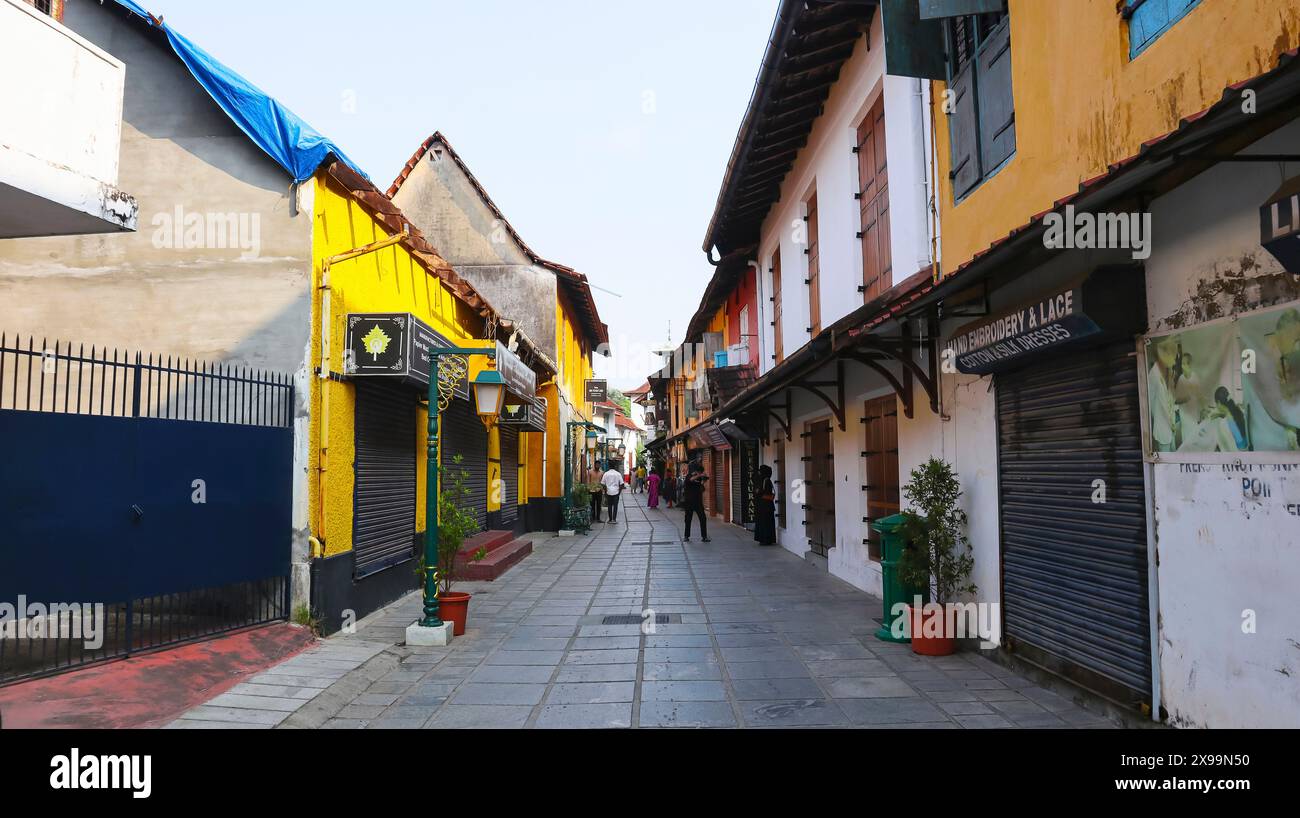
left=858, top=97, right=891, bottom=302
left=863, top=396, right=900, bottom=561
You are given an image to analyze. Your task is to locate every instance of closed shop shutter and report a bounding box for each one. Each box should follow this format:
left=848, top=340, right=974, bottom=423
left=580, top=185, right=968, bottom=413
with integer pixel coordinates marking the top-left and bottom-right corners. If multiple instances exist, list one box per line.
left=353, top=381, right=417, bottom=578
left=716, top=450, right=727, bottom=516
left=700, top=449, right=714, bottom=514
left=441, top=395, right=488, bottom=532
left=997, top=340, right=1151, bottom=700
left=500, top=425, right=519, bottom=529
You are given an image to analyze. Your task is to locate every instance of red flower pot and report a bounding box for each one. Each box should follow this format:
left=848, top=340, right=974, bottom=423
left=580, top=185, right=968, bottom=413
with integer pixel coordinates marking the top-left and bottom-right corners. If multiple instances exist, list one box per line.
left=907, top=604, right=957, bottom=656
left=438, top=592, right=472, bottom=636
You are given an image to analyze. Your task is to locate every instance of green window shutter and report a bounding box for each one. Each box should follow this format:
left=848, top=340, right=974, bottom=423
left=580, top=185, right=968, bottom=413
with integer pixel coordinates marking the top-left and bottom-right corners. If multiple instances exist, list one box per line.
left=881, top=0, right=947, bottom=80
left=948, top=60, right=979, bottom=199
left=920, top=0, right=1006, bottom=20
left=976, top=16, right=1015, bottom=174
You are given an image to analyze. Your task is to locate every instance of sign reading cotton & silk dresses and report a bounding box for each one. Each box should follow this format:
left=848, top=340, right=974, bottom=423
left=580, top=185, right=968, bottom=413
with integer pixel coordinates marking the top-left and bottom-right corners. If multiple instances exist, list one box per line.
left=585, top=380, right=608, bottom=403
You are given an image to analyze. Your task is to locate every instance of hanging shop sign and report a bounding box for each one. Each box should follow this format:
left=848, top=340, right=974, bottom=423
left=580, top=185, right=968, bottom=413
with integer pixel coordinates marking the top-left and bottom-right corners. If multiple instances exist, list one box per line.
left=585, top=379, right=608, bottom=403
left=689, top=422, right=732, bottom=451
left=944, top=267, right=1146, bottom=375
left=345, top=313, right=466, bottom=396
left=1261, top=176, right=1300, bottom=274
left=500, top=396, right=547, bottom=432
left=496, top=340, right=537, bottom=401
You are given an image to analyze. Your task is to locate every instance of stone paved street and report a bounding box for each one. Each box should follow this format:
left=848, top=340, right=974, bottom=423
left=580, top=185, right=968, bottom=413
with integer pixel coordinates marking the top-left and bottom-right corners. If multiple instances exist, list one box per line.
left=171, top=493, right=1117, bottom=729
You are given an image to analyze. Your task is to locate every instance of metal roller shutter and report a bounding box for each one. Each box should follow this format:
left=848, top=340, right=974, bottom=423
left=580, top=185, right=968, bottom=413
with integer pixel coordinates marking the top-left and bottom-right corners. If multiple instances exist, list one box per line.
left=700, top=449, right=714, bottom=514
left=500, top=425, right=519, bottom=529
left=353, top=381, right=417, bottom=578
left=441, top=396, right=488, bottom=532
left=731, top=448, right=742, bottom=524
left=997, top=340, right=1151, bottom=698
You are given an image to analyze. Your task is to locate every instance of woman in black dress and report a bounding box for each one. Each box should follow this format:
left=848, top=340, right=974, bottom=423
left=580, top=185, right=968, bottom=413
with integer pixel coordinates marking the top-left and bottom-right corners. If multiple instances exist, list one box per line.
left=754, top=464, right=777, bottom=546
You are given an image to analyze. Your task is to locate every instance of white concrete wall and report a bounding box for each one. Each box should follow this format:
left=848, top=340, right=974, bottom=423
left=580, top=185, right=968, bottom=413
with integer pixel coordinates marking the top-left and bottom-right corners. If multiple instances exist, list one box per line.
left=756, top=12, right=936, bottom=376
left=1141, top=121, right=1300, bottom=728
left=0, top=0, right=124, bottom=185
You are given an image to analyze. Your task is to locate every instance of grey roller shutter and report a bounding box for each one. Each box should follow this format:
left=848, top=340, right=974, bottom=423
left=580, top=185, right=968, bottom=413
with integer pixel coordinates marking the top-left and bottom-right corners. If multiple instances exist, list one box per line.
left=353, top=381, right=417, bottom=578
left=441, top=396, right=488, bottom=531
left=500, top=425, right=519, bottom=529
left=997, top=340, right=1151, bottom=698
left=731, top=448, right=742, bottom=524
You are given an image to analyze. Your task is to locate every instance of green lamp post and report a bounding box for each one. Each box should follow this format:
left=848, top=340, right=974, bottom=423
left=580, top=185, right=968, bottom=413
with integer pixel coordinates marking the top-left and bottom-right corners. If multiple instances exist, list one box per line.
left=418, top=350, right=504, bottom=631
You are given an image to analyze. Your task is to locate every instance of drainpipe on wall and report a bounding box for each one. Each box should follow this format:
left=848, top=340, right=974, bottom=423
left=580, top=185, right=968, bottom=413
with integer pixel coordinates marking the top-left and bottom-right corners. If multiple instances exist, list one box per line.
left=315, top=228, right=409, bottom=551
left=1142, top=457, right=1163, bottom=722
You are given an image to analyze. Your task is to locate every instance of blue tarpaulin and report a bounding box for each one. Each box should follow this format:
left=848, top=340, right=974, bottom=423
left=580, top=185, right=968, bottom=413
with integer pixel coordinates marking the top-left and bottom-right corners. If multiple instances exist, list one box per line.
left=112, top=0, right=367, bottom=183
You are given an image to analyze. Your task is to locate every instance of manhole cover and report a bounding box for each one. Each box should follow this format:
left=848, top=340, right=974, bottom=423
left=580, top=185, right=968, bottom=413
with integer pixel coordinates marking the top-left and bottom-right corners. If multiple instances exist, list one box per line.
left=602, top=614, right=673, bottom=625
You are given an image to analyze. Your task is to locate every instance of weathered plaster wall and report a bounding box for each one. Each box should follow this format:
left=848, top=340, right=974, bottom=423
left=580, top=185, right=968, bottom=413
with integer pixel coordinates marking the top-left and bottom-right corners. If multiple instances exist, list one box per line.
left=934, top=0, right=1300, bottom=274
left=1143, top=121, right=1300, bottom=728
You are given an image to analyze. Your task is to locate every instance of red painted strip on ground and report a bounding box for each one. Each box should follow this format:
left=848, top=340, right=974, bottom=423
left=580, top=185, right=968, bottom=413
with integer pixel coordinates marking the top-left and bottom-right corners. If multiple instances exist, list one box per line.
left=0, top=623, right=316, bottom=729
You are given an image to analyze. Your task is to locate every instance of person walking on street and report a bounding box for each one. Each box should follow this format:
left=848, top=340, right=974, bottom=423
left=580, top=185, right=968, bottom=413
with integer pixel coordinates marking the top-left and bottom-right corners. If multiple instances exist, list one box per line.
left=647, top=470, right=661, bottom=509
left=661, top=465, right=677, bottom=509
left=602, top=460, right=625, bottom=523
left=754, top=464, right=777, bottom=546
left=587, top=463, right=605, bottom=523
left=681, top=462, right=710, bottom=543
left=635, top=465, right=647, bottom=493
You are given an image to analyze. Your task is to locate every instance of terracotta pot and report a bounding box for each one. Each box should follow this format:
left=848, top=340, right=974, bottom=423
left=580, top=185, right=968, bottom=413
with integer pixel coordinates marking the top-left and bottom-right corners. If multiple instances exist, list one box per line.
left=907, top=604, right=957, bottom=656
left=438, top=592, right=472, bottom=636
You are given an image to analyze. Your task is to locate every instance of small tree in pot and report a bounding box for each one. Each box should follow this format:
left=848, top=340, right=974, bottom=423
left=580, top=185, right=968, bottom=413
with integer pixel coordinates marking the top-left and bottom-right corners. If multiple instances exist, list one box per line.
left=415, top=455, right=484, bottom=635
left=897, top=457, right=976, bottom=656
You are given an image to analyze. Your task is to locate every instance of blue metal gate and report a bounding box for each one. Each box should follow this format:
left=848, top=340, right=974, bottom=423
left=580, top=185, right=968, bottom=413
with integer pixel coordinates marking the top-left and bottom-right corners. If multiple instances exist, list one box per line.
left=0, top=336, right=294, bottom=684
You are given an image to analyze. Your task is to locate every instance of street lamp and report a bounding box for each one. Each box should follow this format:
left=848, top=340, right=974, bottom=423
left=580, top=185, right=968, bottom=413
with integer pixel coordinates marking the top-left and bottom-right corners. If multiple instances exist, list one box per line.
left=415, top=348, right=501, bottom=643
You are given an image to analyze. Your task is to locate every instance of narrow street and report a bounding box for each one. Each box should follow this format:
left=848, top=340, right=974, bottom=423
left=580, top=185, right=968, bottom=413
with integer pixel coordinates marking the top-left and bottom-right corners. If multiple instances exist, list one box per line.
left=171, top=494, right=1111, bottom=730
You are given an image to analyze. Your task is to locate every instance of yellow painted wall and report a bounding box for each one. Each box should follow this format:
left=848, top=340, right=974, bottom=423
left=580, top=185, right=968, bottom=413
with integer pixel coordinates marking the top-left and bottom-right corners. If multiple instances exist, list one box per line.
left=543, top=293, right=596, bottom=498
left=934, top=0, right=1300, bottom=274
left=308, top=172, right=487, bottom=557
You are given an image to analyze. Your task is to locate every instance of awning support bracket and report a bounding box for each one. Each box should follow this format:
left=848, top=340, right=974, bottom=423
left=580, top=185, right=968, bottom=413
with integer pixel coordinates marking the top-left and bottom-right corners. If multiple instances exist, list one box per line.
left=792, top=361, right=846, bottom=431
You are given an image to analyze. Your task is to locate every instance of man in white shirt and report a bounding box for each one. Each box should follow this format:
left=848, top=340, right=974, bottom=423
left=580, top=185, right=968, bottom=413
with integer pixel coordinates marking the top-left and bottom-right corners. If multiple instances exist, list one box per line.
left=601, top=462, right=625, bottom=523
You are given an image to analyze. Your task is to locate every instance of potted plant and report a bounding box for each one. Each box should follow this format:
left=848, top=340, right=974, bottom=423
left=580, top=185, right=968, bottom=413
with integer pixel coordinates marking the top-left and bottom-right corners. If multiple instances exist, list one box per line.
left=897, top=457, right=976, bottom=656
left=566, top=483, right=593, bottom=533
left=416, top=456, right=485, bottom=636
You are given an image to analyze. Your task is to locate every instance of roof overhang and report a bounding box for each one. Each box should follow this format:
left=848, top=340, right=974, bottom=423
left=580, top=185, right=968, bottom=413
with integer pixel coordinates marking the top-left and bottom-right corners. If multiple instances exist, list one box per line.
left=703, top=0, right=877, bottom=258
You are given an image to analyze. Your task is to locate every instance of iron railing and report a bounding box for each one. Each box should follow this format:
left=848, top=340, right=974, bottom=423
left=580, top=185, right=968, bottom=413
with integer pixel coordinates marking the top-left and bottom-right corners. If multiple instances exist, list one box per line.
left=0, top=334, right=293, bottom=428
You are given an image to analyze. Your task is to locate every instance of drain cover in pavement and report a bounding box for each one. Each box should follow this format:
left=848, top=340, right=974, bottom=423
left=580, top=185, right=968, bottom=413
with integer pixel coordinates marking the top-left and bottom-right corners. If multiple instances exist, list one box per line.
left=602, top=614, right=674, bottom=625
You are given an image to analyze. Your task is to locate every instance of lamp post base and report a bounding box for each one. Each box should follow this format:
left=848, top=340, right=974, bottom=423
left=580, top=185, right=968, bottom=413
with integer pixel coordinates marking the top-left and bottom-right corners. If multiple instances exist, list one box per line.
left=406, top=620, right=454, bottom=647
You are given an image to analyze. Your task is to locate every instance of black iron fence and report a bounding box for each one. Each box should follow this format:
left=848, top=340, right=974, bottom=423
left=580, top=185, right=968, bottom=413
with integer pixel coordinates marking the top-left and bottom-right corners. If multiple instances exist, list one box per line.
left=0, top=334, right=294, bottom=425
left=0, top=334, right=295, bottom=685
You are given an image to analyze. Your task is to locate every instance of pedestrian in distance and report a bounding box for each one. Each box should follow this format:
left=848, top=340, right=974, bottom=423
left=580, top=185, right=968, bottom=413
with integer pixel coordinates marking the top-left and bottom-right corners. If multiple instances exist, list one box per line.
left=661, top=466, right=677, bottom=509
left=587, top=463, right=605, bottom=523
left=754, top=464, right=777, bottom=546
left=681, top=462, right=710, bottom=543
left=602, top=460, right=625, bottom=523
left=647, top=469, right=661, bottom=510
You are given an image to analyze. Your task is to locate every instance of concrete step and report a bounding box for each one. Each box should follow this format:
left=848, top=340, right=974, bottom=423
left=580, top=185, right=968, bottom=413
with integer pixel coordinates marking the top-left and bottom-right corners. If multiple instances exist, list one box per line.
left=458, top=538, right=533, bottom=582
left=458, top=530, right=515, bottom=559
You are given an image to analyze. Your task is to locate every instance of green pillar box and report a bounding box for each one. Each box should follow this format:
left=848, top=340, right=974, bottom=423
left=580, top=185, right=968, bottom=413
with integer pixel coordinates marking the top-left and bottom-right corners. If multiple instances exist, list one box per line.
left=873, top=514, right=925, bottom=643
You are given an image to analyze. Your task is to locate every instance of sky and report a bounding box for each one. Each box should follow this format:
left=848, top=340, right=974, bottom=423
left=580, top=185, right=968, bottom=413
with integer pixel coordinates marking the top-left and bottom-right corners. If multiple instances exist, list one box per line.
left=139, top=0, right=782, bottom=388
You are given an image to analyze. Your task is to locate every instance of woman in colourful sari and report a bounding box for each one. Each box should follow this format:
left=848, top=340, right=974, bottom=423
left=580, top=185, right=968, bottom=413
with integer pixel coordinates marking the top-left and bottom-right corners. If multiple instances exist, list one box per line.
left=647, top=470, right=661, bottom=509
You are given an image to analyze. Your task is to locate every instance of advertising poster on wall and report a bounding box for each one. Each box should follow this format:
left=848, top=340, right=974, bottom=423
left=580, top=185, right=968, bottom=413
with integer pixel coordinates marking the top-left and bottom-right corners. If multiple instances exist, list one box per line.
left=1147, top=302, right=1300, bottom=454
left=1145, top=321, right=1242, bottom=453
left=1239, top=305, right=1300, bottom=451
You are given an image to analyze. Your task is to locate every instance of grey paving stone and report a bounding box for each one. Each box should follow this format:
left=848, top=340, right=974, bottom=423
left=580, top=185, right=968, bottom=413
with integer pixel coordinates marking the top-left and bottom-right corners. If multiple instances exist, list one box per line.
left=954, top=713, right=1017, bottom=729
left=731, top=677, right=826, bottom=700
left=724, top=660, right=812, bottom=679
left=206, top=693, right=306, bottom=712
left=739, top=699, right=848, bottom=728
left=641, top=681, right=728, bottom=702
left=643, top=648, right=719, bottom=664
left=572, top=636, right=642, bottom=650
left=536, top=703, right=633, bottom=729
left=484, top=650, right=564, bottom=666
left=639, top=701, right=737, bottom=728
left=337, top=704, right=388, bottom=720
left=352, top=693, right=401, bottom=707
left=642, top=662, right=724, bottom=681
left=806, top=659, right=896, bottom=677
left=837, top=698, right=952, bottom=725
left=720, top=646, right=799, bottom=663
left=546, top=682, right=636, bottom=704
left=555, top=663, right=639, bottom=683
left=939, top=700, right=995, bottom=715
left=321, top=719, right=369, bottom=729
left=450, top=683, right=547, bottom=706
left=426, top=705, right=534, bottom=729
left=564, top=648, right=641, bottom=665
left=794, top=643, right=875, bottom=661
left=644, top=634, right=713, bottom=648
left=468, top=665, right=557, bottom=684
left=823, top=676, right=919, bottom=699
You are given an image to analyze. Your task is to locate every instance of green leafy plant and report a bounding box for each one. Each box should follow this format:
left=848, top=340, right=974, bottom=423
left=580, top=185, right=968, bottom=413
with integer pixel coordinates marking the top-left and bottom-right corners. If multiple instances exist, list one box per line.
left=292, top=603, right=320, bottom=636
left=897, top=457, right=976, bottom=606
left=412, top=455, right=484, bottom=595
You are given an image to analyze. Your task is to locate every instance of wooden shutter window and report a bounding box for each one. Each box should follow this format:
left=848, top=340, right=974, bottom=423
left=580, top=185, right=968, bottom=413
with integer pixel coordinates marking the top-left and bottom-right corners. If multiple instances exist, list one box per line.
left=947, top=59, right=979, bottom=199
left=976, top=16, right=1015, bottom=174
left=857, top=97, right=892, bottom=303
left=807, top=194, right=821, bottom=337
left=863, top=396, right=901, bottom=562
